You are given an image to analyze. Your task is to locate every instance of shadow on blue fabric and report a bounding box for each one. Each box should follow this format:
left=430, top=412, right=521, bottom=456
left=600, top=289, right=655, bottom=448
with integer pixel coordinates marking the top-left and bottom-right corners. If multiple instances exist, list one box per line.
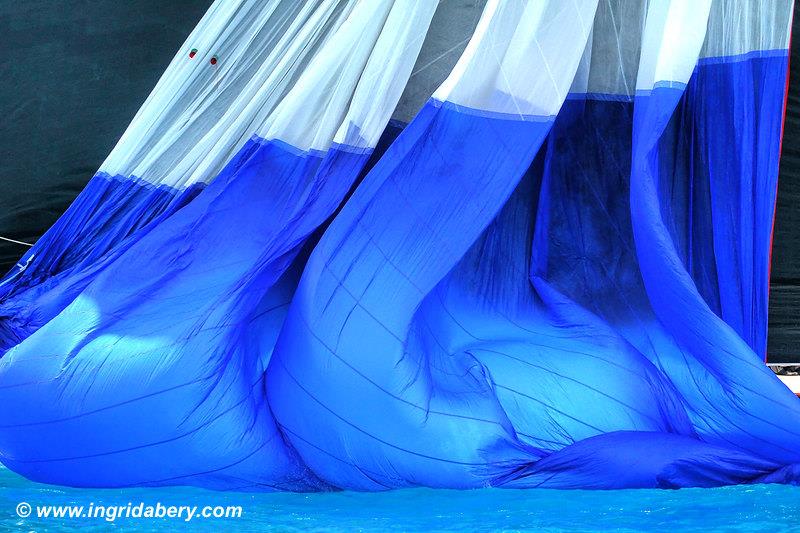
left=0, top=52, right=798, bottom=491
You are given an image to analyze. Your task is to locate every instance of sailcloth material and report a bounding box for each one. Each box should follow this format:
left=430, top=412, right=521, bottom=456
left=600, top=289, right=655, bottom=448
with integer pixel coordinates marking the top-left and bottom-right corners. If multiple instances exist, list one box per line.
left=0, top=0, right=368, bottom=349
left=0, top=0, right=798, bottom=491
left=0, top=0, right=438, bottom=489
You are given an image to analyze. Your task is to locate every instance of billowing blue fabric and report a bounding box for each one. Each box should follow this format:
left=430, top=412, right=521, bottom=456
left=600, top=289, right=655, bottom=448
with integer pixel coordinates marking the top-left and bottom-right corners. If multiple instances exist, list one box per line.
left=628, top=55, right=800, bottom=467
left=0, top=174, right=204, bottom=300
left=0, top=124, right=404, bottom=357
left=0, top=52, right=797, bottom=492
left=268, top=100, right=563, bottom=490
left=683, top=52, right=790, bottom=357
left=0, top=135, right=377, bottom=489
left=0, top=175, right=203, bottom=350
left=266, top=52, right=800, bottom=490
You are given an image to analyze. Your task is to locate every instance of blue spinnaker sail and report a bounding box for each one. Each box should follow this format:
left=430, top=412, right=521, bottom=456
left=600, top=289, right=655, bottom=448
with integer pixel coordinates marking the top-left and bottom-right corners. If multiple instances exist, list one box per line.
left=0, top=0, right=798, bottom=491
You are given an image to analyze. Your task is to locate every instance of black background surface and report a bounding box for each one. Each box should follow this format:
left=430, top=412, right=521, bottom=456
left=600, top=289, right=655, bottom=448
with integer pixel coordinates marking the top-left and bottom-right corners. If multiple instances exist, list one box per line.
left=768, top=9, right=800, bottom=360
left=0, top=0, right=211, bottom=261
left=1, top=2, right=798, bottom=360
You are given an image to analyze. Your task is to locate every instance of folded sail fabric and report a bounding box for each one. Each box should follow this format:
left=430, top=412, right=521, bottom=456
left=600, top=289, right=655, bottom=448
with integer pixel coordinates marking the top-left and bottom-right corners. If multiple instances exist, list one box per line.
left=0, top=0, right=438, bottom=489
left=0, top=0, right=798, bottom=491
left=0, top=0, right=362, bottom=348
left=267, top=0, right=605, bottom=490
left=501, top=0, right=800, bottom=488
left=626, top=0, right=800, bottom=468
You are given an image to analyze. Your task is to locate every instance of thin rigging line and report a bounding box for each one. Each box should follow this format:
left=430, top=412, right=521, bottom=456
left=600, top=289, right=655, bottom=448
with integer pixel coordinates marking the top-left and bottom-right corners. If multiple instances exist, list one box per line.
left=0, top=235, right=33, bottom=247
left=410, top=37, right=471, bottom=77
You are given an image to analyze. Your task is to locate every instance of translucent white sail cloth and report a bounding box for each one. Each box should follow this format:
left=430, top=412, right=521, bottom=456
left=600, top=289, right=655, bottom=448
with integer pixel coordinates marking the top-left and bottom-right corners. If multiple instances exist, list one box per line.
left=0, top=0, right=433, bottom=305
left=0, top=0, right=797, bottom=491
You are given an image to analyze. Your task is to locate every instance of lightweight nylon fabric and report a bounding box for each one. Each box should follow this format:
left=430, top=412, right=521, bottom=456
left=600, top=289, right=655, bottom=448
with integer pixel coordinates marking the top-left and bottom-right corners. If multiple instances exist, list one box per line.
left=267, top=0, right=606, bottom=490
left=0, top=0, right=437, bottom=489
left=0, top=0, right=367, bottom=346
left=0, top=0, right=798, bottom=491
left=0, top=0, right=437, bottom=351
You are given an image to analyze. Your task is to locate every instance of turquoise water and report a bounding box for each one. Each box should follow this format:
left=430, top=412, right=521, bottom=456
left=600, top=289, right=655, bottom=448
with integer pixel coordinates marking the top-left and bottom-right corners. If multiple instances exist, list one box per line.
left=2, top=468, right=800, bottom=532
